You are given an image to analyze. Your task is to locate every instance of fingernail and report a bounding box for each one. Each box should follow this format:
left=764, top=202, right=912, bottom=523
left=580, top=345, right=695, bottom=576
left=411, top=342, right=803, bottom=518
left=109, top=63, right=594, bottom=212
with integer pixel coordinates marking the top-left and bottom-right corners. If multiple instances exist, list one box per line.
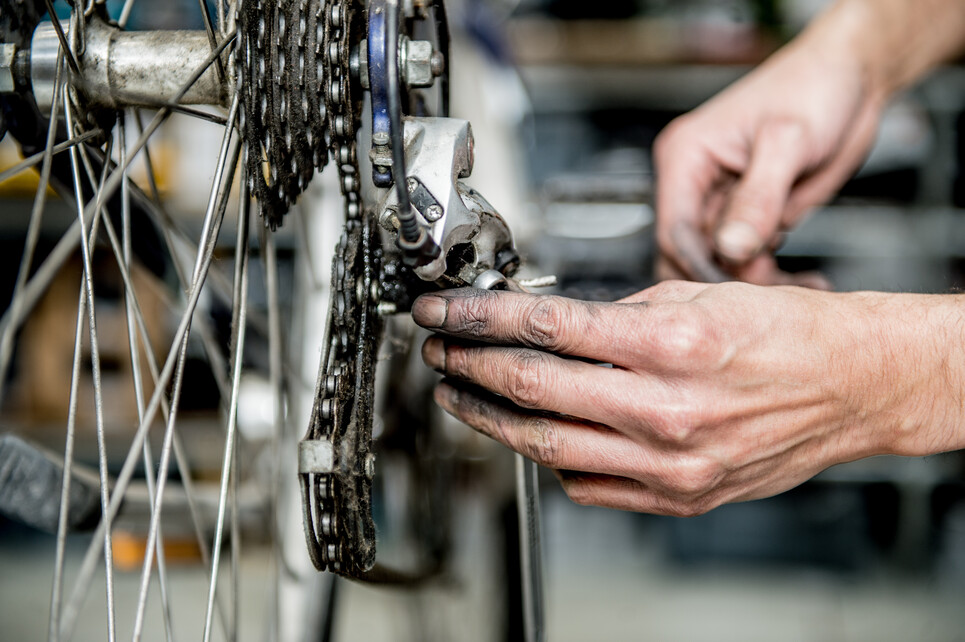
left=422, top=337, right=446, bottom=372
left=412, top=295, right=448, bottom=329
left=434, top=382, right=459, bottom=412
left=716, top=221, right=762, bottom=261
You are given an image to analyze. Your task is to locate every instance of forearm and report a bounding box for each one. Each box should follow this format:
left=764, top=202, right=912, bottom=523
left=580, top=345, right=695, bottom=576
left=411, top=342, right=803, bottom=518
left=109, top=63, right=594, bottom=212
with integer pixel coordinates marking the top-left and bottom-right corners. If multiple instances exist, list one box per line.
left=803, top=0, right=965, bottom=100
left=866, top=292, right=965, bottom=457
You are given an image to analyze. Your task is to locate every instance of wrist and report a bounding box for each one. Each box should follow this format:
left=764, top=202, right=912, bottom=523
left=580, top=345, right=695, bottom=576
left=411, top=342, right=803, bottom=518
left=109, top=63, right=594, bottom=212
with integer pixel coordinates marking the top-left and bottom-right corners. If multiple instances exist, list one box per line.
left=849, top=292, right=965, bottom=458
left=806, top=0, right=965, bottom=101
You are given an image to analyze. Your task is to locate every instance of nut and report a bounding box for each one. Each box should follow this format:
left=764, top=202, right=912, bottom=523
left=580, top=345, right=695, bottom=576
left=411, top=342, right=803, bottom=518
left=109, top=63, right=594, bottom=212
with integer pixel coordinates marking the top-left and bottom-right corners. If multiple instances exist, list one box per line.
left=0, top=44, right=16, bottom=93
left=404, top=39, right=435, bottom=88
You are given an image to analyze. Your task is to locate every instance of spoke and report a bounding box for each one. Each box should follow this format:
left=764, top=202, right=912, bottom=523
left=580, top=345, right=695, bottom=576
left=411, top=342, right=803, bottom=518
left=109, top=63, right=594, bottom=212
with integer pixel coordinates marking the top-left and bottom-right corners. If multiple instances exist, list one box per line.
left=41, top=0, right=81, bottom=75
left=0, top=130, right=103, bottom=186
left=262, top=225, right=286, bottom=638
left=0, top=57, right=64, bottom=408
left=231, top=174, right=253, bottom=642
left=119, top=117, right=176, bottom=642
left=47, top=283, right=88, bottom=642
left=294, top=207, right=323, bottom=291
left=197, top=0, right=227, bottom=84
left=131, top=95, right=242, bottom=642
left=132, top=111, right=164, bottom=207
left=59, top=123, right=241, bottom=642
left=117, top=0, right=136, bottom=29
left=203, top=157, right=251, bottom=642
left=64, top=93, right=116, bottom=642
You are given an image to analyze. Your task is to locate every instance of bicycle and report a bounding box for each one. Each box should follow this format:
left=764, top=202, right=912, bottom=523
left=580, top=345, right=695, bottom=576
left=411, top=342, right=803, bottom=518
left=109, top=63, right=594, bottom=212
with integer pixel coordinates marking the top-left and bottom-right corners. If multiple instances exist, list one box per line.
left=0, top=1, right=538, bottom=639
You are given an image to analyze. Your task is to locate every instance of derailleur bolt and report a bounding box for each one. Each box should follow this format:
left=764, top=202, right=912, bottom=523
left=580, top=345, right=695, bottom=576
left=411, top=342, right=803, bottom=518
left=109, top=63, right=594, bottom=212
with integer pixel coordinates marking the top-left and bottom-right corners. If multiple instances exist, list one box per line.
left=425, top=204, right=444, bottom=222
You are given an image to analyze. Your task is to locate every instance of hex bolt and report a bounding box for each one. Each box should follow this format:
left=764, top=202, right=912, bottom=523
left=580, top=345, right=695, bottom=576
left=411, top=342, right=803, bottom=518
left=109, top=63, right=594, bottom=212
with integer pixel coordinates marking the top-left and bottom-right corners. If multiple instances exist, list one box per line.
left=425, top=204, right=444, bottom=222
left=430, top=51, right=446, bottom=77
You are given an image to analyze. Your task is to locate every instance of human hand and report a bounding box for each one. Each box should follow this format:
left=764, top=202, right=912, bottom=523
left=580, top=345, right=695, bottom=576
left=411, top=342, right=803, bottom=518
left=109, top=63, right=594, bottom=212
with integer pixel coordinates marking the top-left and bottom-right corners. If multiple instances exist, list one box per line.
left=412, top=284, right=965, bottom=515
left=654, top=8, right=891, bottom=287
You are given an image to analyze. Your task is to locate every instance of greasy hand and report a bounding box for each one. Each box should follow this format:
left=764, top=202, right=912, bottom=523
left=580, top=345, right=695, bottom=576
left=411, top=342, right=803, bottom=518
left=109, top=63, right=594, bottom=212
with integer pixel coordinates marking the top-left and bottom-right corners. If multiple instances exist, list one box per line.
left=412, top=284, right=961, bottom=516
left=654, top=14, right=887, bottom=287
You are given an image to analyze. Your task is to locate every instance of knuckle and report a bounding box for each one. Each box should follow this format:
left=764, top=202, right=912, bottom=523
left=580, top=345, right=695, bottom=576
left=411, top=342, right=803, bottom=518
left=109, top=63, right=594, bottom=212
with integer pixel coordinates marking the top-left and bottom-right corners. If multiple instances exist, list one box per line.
left=506, top=351, right=550, bottom=409
left=667, top=499, right=712, bottom=519
left=442, top=345, right=470, bottom=378
left=654, top=117, right=690, bottom=162
left=651, top=403, right=698, bottom=445
left=521, top=296, right=568, bottom=351
left=730, top=189, right=775, bottom=223
left=453, top=293, right=495, bottom=338
left=645, top=280, right=686, bottom=301
left=522, top=417, right=564, bottom=468
left=651, top=306, right=714, bottom=366
left=563, top=478, right=597, bottom=507
left=670, top=457, right=720, bottom=498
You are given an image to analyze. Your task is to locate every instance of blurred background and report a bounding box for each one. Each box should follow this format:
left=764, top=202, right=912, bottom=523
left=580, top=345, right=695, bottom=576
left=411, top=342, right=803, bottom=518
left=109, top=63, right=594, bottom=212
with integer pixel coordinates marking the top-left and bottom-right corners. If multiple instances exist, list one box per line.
left=2, top=0, right=965, bottom=640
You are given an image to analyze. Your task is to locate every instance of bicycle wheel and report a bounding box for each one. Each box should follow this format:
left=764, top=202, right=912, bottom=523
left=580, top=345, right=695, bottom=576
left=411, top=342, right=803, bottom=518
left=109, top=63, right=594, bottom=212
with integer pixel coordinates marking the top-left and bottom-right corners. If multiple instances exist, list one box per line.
left=0, top=1, right=527, bottom=640
left=0, top=2, right=307, bottom=640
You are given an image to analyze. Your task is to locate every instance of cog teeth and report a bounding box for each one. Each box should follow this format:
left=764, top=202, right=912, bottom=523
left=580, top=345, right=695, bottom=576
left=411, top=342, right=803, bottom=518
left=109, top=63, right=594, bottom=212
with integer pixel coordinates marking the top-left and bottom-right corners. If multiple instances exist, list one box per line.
left=240, top=0, right=343, bottom=228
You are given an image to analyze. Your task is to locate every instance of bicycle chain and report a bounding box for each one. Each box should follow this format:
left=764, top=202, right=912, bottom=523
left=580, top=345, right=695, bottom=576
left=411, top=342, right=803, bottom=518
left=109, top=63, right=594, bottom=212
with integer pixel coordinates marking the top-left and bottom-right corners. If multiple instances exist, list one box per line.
left=311, top=0, right=380, bottom=577
left=302, top=215, right=386, bottom=574
left=322, top=0, right=364, bottom=222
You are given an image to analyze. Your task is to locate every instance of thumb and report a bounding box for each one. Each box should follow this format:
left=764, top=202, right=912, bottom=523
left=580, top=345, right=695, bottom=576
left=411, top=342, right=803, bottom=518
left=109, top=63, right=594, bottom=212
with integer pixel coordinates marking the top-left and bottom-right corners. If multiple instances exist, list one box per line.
left=716, top=120, right=807, bottom=263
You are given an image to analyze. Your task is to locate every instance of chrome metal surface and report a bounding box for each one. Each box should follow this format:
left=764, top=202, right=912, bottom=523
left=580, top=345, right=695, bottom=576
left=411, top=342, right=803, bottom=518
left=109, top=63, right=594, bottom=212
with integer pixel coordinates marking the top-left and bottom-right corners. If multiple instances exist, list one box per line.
left=517, top=454, right=545, bottom=642
left=76, top=19, right=225, bottom=108
left=377, top=117, right=513, bottom=284
left=28, top=21, right=62, bottom=112
left=29, top=19, right=224, bottom=112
